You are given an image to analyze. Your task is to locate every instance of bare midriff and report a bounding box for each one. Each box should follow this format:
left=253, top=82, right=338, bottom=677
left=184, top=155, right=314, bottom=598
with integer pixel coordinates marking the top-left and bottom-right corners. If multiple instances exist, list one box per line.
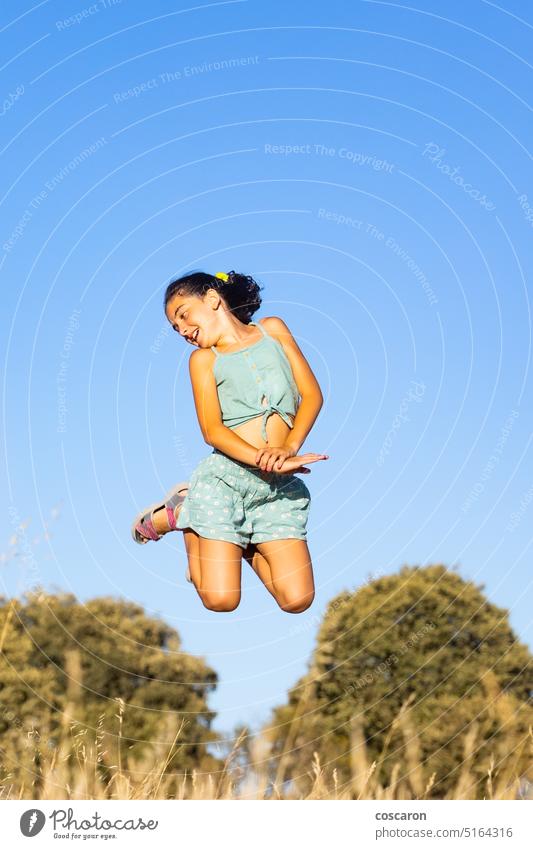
left=231, top=410, right=295, bottom=450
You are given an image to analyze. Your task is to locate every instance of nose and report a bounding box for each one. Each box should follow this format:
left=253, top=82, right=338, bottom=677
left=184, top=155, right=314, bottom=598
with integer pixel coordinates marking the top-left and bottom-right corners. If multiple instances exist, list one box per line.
left=179, top=324, right=194, bottom=342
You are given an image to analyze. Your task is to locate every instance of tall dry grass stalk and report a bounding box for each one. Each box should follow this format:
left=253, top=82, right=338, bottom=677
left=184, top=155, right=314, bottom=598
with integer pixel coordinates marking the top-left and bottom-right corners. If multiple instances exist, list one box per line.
left=270, top=667, right=317, bottom=790
left=1, top=699, right=530, bottom=800
left=1, top=628, right=531, bottom=800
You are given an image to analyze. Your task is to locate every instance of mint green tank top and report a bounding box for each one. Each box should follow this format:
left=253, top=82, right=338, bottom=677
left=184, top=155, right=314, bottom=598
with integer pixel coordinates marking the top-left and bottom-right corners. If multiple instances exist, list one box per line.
left=211, top=321, right=300, bottom=441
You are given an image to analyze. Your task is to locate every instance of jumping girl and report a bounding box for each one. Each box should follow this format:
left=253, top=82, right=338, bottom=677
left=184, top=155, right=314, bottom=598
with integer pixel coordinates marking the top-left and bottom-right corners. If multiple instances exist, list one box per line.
left=131, top=270, right=328, bottom=613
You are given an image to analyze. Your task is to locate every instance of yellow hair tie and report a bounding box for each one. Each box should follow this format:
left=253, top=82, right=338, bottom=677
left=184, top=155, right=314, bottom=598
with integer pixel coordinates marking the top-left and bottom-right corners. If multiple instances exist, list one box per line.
left=215, top=271, right=229, bottom=282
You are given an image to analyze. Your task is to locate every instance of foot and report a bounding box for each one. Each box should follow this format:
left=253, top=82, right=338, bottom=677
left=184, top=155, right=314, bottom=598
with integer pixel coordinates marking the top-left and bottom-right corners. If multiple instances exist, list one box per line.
left=151, top=504, right=180, bottom=535
left=131, top=483, right=189, bottom=545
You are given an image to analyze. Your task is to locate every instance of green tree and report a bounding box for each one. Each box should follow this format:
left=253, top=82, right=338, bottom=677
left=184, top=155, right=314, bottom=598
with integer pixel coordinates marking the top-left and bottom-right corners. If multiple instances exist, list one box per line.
left=0, top=590, right=220, bottom=795
left=265, top=565, right=533, bottom=799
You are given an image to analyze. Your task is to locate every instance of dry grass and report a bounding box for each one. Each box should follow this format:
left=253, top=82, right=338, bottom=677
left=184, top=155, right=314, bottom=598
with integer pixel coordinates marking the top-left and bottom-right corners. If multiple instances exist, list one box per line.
left=1, top=621, right=531, bottom=801
left=0, top=696, right=531, bottom=800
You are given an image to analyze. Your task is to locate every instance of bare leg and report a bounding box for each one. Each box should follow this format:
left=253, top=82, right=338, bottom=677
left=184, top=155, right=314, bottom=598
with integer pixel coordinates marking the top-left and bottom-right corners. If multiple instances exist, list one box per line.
left=151, top=504, right=179, bottom=535
left=242, top=543, right=278, bottom=600
left=180, top=529, right=243, bottom=612
left=174, top=508, right=284, bottom=608
left=193, top=537, right=242, bottom=611
left=181, top=535, right=309, bottom=611
left=181, top=532, right=275, bottom=597
left=182, top=528, right=201, bottom=586
left=252, top=539, right=315, bottom=613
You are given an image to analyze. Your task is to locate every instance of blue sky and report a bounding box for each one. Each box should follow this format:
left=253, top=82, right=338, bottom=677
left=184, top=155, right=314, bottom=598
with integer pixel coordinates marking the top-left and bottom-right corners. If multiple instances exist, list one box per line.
left=1, top=0, right=532, bottom=738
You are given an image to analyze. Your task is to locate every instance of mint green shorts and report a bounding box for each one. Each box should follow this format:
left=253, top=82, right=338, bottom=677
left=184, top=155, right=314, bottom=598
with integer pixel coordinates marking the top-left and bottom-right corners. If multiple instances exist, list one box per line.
left=176, top=448, right=311, bottom=548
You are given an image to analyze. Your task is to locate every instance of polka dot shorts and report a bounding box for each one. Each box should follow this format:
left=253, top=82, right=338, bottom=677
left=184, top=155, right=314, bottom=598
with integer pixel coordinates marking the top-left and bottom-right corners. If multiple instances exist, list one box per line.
left=175, top=448, right=311, bottom=549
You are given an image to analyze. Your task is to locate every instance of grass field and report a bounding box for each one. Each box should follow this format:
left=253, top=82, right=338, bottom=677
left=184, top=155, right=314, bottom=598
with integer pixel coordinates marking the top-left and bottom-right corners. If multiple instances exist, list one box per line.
left=1, top=697, right=531, bottom=800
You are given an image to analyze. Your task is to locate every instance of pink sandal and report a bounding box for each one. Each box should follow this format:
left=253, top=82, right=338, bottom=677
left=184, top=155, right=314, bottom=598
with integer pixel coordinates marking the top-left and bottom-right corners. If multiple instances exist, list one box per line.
left=131, top=482, right=189, bottom=545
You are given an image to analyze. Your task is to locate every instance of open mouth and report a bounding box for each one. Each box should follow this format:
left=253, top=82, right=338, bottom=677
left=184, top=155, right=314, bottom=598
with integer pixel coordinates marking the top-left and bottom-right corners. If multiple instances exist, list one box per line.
left=189, top=328, right=200, bottom=345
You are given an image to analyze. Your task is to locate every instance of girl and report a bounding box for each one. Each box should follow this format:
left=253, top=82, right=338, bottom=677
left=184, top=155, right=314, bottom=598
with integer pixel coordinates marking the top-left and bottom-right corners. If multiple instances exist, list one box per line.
left=131, top=270, right=328, bottom=613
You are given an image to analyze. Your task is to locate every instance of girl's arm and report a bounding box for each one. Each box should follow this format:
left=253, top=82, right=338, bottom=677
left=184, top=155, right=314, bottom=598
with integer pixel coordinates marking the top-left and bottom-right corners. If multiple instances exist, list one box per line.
left=188, top=347, right=264, bottom=465
left=261, top=316, right=324, bottom=453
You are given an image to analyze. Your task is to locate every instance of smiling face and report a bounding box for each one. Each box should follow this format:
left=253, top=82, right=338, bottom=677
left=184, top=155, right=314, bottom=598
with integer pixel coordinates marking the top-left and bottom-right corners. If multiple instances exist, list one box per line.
left=165, top=288, right=219, bottom=348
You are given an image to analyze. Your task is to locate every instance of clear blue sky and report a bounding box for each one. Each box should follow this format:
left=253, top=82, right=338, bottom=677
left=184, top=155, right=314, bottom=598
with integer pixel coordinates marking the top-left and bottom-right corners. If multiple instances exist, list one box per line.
left=1, top=0, right=532, bottom=737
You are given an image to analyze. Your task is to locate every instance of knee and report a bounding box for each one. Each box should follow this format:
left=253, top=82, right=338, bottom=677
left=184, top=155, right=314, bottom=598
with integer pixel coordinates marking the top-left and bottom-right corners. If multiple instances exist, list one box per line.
left=278, top=590, right=315, bottom=614
left=201, top=592, right=240, bottom=613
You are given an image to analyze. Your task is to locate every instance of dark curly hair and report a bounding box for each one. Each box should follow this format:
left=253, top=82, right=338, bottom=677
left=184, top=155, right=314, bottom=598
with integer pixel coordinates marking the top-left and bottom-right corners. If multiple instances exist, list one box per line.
left=164, top=270, right=263, bottom=325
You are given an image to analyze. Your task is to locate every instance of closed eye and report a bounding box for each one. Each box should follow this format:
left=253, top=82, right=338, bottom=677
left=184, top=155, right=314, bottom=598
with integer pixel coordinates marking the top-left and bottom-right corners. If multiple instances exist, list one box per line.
left=172, top=310, right=187, bottom=331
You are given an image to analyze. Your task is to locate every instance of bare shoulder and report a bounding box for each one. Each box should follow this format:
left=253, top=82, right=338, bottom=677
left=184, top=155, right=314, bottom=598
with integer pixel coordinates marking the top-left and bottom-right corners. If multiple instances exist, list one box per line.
left=258, top=316, right=321, bottom=397
left=189, top=346, right=214, bottom=362
left=258, top=315, right=295, bottom=342
left=188, top=346, right=216, bottom=372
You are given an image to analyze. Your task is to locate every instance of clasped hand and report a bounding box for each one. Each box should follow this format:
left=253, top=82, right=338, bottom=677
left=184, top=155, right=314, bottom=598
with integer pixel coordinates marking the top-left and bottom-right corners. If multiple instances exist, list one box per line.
left=254, top=445, right=329, bottom=474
